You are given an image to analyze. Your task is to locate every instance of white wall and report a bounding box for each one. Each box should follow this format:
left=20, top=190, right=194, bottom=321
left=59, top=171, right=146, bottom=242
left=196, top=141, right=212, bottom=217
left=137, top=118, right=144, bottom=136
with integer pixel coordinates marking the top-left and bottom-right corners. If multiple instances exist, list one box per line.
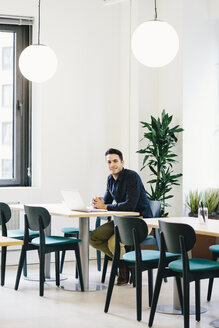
left=133, top=0, right=183, bottom=216
left=0, top=0, right=131, bottom=262
left=132, top=0, right=219, bottom=217
left=0, top=0, right=130, bottom=219
left=0, top=0, right=219, bottom=262
left=183, top=0, right=219, bottom=214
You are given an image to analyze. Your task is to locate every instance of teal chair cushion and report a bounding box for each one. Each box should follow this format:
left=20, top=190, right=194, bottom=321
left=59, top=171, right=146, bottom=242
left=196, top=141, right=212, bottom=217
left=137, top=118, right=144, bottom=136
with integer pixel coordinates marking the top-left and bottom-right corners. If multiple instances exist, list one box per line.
left=209, top=245, right=219, bottom=253
left=8, top=229, right=39, bottom=239
left=144, top=235, right=154, bottom=240
left=123, top=250, right=178, bottom=263
left=169, top=258, right=219, bottom=273
left=61, top=227, right=93, bottom=234
left=140, top=235, right=156, bottom=246
left=31, top=236, right=81, bottom=246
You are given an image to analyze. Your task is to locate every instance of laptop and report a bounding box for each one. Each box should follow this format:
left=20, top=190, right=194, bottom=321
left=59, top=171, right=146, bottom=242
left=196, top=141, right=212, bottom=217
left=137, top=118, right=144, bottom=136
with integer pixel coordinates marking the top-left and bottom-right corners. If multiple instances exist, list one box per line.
left=61, top=189, right=108, bottom=212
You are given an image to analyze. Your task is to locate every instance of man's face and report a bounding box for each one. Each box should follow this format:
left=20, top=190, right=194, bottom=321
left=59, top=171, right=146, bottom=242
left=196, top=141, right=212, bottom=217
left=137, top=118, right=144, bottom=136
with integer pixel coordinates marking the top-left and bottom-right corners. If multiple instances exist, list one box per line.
left=106, top=154, right=124, bottom=177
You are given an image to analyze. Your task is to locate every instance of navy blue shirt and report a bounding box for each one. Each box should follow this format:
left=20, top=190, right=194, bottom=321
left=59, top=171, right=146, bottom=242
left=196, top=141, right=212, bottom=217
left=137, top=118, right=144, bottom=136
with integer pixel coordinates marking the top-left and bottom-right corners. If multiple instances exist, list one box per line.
left=103, top=168, right=153, bottom=218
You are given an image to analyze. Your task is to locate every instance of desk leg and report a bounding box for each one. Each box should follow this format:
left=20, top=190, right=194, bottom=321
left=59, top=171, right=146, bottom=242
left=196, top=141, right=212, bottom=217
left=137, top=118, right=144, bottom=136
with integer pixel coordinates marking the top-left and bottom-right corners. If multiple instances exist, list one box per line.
left=79, top=217, right=89, bottom=290
left=60, top=216, right=107, bottom=292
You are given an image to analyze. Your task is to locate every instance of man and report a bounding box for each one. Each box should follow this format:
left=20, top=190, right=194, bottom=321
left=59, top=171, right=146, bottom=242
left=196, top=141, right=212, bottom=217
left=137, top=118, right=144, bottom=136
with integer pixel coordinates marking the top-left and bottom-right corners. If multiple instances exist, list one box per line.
left=89, top=148, right=152, bottom=285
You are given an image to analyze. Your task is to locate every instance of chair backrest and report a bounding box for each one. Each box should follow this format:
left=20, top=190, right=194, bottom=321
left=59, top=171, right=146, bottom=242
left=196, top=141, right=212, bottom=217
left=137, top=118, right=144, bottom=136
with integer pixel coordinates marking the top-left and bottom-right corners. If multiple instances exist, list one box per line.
left=0, top=202, right=11, bottom=225
left=115, top=216, right=148, bottom=246
left=24, top=205, right=51, bottom=231
left=149, top=200, right=161, bottom=218
left=159, top=220, right=196, bottom=253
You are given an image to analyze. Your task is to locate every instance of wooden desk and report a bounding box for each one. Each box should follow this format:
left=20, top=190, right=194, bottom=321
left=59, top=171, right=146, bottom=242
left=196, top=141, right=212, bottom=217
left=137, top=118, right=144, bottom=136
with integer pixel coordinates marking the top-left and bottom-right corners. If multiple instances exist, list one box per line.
left=0, top=236, right=23, bottom=247
left=144, top=216, right=219, bottom=237
left=10, top=203, right=139, bottom=291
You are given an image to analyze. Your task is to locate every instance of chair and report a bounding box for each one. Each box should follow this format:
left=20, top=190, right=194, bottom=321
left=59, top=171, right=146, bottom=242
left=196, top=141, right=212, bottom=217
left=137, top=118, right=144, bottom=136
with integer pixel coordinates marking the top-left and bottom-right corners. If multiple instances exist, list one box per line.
left=148, top=221, right=219, bottom=328
left=141, top=200, right=161, bottom=248
left=207, top=244, right=219, bottom=301
left=0, top=202, right=39, bottom=286
left=60, top=216, right=111, bottom=275
left=104, top=216, right=179, bottom=321
left=101, top=200, right=161, bottom=284
left=15, top=205, right=84, bottom=296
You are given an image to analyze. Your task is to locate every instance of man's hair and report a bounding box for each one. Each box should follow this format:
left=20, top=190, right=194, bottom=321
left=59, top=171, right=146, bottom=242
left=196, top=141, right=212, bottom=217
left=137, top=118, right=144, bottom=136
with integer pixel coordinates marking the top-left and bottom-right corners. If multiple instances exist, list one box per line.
left=105, top=148, right=123, bottom=161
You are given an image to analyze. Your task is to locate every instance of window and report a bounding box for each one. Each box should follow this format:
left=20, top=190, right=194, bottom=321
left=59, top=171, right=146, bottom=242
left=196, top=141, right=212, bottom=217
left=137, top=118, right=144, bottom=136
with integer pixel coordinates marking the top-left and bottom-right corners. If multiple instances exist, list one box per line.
left=2, top=122, right=12, bottom=145
left=1, top=159, right=12, bottom=179
left=2, top=84, right=13, bottom=107
left=0, top=22, right=32, bottom=186
left=2, top=46, right=13, bottom=70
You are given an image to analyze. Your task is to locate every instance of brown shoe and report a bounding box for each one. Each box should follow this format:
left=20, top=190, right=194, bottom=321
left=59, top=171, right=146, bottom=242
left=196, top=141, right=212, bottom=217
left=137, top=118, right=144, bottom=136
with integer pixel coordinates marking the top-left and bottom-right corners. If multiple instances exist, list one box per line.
left=116, top=265, right=129, bottom=286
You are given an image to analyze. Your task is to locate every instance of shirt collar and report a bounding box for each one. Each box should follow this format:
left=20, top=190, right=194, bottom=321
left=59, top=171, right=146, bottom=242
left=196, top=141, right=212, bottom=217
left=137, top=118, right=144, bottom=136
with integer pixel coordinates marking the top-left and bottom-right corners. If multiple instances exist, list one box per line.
left=109, top=168, right=125, bottom=183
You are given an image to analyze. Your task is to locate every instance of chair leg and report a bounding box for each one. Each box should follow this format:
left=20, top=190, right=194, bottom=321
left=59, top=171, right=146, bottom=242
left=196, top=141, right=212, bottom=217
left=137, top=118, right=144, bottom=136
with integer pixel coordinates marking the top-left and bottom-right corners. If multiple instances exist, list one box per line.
left=195, top=280, right=200, bottom=322
left=1, top=246, right=7, bottom=286
left=183, top=278, right=190, bottom=328
left=23, top=254, right=28, bottom=277
left=75, top=245, right=84, bottom=291
left=136, top=266, right=142, bottom=321
left=39, top=249, right=45, bottom=296
left=101, top=255, right=110, bottom=283
left=207, top=253, right=218, bottom=301
left=132, top=268, right=136, bottom=287
left=148, top=269, right=153, bottom=307
left=95, top=217, right=101, bottom=271
left=15, top=247, right=27, bottom=290
left=148, top=268, right=164, bottom=327
left=207, top=278, right=214, bottom=302
left=60, top=250, right=66, bottom=274
left=75, top=265, right=79, bottom=279
left=55, top=251, right=60, bottom=287
left=104, top=258, right=119, bottom=313
left=175, top=276, right=183, bottom=313
left=97, top=250, right=101, bottom=272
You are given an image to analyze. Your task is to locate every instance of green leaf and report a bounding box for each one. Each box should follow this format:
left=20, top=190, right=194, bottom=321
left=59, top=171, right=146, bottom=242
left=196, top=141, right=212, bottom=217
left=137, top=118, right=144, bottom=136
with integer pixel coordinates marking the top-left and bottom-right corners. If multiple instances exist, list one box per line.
left=138, top=110, right=183, bottom=215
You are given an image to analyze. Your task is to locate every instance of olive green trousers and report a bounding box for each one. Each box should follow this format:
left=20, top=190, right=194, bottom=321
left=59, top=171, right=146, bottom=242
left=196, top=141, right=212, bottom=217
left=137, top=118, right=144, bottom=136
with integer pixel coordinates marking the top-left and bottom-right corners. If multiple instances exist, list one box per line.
left=89, top=220, right=125, bottom=259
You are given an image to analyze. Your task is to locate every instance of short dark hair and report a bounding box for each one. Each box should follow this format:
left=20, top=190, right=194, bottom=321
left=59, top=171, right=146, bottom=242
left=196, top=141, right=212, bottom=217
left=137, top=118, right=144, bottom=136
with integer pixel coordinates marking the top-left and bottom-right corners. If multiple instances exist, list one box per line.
left=105, top=148, right=123, bottom=161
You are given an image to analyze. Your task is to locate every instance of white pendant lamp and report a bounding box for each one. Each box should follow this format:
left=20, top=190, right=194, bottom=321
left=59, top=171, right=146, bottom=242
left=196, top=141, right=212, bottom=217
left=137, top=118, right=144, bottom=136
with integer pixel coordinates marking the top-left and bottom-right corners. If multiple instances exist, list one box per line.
left=131, top=0, right=179, bottom=68
left=19, top=0, right=58, bottom=83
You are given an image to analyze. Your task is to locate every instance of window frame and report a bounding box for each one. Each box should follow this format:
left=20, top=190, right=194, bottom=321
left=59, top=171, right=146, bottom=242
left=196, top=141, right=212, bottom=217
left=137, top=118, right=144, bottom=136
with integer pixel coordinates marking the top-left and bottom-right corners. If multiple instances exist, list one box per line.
left=0, top=23, right=32, bottom=187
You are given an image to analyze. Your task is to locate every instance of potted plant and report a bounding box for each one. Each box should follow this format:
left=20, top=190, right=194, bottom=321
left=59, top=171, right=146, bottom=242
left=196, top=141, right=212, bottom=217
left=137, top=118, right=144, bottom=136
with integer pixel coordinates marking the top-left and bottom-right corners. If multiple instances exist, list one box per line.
left=185, top=190, right=202, bottom=217
left=185, top=188, right=219, bottom=259
left=203, top=189, right=219, bottom=218
left=185, top=189, right=219, bottom=217
left=137, top=109, right=183, bottom=217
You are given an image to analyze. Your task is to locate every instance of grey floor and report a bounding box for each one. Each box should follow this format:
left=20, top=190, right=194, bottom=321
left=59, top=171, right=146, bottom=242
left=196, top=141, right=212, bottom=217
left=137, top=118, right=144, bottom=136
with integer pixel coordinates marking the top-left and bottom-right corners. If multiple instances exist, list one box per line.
left=1, top=260, right=219, bottom=328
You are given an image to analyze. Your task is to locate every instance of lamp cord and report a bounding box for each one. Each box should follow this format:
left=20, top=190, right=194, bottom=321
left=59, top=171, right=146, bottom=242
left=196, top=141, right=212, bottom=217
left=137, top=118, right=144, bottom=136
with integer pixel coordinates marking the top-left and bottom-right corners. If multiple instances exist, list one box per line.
left=38, top=0, right=41, bottom=44
left=154, top=0, right=158, bottom=20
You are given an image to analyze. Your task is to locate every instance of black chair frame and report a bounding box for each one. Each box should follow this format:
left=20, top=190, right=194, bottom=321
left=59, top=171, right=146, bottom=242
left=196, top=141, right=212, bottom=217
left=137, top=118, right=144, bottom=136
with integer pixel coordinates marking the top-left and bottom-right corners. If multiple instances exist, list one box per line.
left=102, top=201, right=161, bottom=284
left=60, top=216, right=111, bottom=279
left=104, top=216, right=179, bottom=321
left=149, top=221, right=219, bottom=328
left=0, top=202, right=32, bottom=286
left=207, top=251, right=219, bottom=301
left=15, top=206, right=84, bottom=296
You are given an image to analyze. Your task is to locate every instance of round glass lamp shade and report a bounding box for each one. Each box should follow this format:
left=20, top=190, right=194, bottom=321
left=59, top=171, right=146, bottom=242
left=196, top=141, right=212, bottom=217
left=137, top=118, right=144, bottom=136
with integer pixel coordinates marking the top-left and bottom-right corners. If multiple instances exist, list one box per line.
left=19, top=44, right=58, bottom=82
left=131, top=20, right=179, bottom=68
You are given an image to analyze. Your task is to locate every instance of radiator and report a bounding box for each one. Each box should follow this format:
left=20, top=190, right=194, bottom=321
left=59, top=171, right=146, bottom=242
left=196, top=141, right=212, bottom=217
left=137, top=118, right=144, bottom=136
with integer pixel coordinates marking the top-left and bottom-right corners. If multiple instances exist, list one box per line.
left=0, top=202, right=20, bottom=231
